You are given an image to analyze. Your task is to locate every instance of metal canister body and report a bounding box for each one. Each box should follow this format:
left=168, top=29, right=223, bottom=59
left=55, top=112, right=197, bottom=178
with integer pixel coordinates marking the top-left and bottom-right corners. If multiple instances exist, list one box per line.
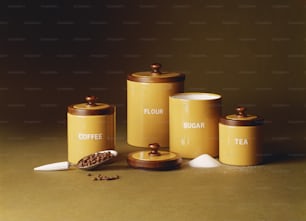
left=219, top=107, right=264, bottom=166
left=67, top=96, right=116, bottom=163
left=169, top=93, right=222, bottom=158
left=127, top=63, right=185, bottom=147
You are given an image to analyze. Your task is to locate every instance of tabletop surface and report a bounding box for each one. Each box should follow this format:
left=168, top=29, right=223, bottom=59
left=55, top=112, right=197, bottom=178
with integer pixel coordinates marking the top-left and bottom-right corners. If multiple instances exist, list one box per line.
left=1, top=125, right=305, bottom=221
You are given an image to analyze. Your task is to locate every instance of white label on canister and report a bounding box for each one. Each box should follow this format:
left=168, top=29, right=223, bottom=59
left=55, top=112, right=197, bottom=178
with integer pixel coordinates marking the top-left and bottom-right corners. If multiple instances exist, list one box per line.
left=183, top=122, right=205, bottom=129
left=143, top=108, right=164, bottom=115
left=234, top=138, right=248, bottom=145
left=78, top=133, right=103, bottom=140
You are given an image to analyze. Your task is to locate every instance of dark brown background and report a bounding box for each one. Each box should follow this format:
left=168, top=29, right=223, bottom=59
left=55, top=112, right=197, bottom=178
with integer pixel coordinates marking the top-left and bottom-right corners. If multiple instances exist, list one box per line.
left=1, top=0, right=305, bottom=156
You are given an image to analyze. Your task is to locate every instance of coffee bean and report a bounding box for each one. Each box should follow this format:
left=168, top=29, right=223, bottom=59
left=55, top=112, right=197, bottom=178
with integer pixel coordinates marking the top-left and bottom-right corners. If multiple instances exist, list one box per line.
left=90, top=174, right=120, bottom=182
left=77, top=151, right=114, bottom=168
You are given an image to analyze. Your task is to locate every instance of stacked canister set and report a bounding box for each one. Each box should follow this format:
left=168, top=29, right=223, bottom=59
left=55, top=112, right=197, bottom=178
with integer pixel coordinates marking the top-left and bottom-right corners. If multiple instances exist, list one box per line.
left=67, top=63, right=264, bottom=170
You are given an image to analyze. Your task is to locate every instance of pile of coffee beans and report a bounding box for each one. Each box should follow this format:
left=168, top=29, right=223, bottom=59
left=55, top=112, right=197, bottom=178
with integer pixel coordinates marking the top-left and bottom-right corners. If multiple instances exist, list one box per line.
left=77, top=151, right=114, bottom=169
left=88, top=173, right=120, bottom=181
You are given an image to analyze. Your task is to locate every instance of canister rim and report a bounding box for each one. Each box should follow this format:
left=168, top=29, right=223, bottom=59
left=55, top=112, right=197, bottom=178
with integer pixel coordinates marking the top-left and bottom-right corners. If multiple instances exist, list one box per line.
left=127, top=63, right=185, bottom=83
left=68, top=96, right=115, bottom=116
left=127, top=72, right=185, bottom=83
left=171, top=92, right=222, bottom=101
left=127, top=143, right=182, bottom=170
left=220, top=106, right=264, bottom=126
left=127, top=149, right=182, bottom=170
left=219, top=117, right=264, bottom=126
left=68, top=103, right=115, bottom=116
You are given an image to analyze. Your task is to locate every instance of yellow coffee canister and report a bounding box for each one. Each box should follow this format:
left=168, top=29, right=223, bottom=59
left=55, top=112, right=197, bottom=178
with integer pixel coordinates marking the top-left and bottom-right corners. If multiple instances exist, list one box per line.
left=219, top=106, right=264, bottom=166
left=127, top=63, right=185, bottom=147
left=67, top=96, right=116, bottom=164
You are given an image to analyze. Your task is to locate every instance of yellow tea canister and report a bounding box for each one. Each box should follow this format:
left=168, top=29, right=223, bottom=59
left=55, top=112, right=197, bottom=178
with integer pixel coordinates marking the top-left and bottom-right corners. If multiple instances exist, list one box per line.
left=219, top=107, right=264, bottom=166
left=127, top=63, right=185, bottom=147
left=67, top=96, right=116, bottom=163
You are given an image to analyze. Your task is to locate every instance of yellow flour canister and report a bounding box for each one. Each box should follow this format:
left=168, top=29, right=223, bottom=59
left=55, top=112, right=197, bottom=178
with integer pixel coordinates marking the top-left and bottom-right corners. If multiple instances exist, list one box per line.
left=67, top=96, right=116, bottom=164
left=127, top=63, right=185, bottom=147
left=169, top=93, right=222, bottom=158
left=219, top=107, right=264, bottom=166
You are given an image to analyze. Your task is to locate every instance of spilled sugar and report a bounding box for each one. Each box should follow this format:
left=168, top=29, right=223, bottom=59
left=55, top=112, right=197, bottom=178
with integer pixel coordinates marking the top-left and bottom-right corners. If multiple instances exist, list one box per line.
left=189, top=154, right=221, bottom=168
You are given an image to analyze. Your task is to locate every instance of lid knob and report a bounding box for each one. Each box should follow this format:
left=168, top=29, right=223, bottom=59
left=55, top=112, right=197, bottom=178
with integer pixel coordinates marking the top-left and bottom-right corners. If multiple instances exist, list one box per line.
left=150, top=63, right=162, bottom=76
left=85, top=96, right=97, bottom=106
left=236, top=106, right=247, bottom=117
left=148, top=143, right=161, bottom=156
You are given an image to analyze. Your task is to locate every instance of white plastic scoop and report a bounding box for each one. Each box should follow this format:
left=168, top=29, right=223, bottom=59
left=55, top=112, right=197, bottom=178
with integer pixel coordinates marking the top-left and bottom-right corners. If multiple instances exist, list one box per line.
left=34, top=150, right=118, bottom=171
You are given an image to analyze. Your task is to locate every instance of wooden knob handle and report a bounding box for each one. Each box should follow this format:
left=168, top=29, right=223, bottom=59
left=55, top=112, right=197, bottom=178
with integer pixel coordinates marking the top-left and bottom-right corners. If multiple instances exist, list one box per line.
left=236, top=106, right=247, bottom=117
left=148, top=143, right=161, bottom=156
left=150, top=63, right=162, bottom=75
left=85, top=96, right=97, bottom=106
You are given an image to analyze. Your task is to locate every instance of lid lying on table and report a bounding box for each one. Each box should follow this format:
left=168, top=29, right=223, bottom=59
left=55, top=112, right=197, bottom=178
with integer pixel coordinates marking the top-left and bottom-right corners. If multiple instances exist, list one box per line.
left=127, top=63, right=185, bottom=83
left=220, top=106, right=264, bottom=126
left=127, top=143, right=182, bottom=170
left=68, top=96, right=115, bottom=116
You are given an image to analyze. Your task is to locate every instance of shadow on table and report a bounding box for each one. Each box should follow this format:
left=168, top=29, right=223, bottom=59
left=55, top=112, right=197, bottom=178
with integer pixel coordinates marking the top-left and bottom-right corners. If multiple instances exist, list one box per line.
left=262, top=140, right=306, bottom=164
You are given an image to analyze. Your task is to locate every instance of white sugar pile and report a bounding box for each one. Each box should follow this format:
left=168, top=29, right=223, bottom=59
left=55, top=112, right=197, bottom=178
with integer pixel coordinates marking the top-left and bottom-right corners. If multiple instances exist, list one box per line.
left=189, top=154, right=221, bottom=168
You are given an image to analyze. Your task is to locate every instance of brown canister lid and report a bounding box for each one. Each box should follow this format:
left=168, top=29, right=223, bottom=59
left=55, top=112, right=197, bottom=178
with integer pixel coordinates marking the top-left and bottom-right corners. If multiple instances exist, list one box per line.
left=127, top=143, right=182, bottom=170
left=127, top=63, right=185, bottom=83
left=68, top=96, right=115, bottom=116
left=220, top=106, right=264, bottom=126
